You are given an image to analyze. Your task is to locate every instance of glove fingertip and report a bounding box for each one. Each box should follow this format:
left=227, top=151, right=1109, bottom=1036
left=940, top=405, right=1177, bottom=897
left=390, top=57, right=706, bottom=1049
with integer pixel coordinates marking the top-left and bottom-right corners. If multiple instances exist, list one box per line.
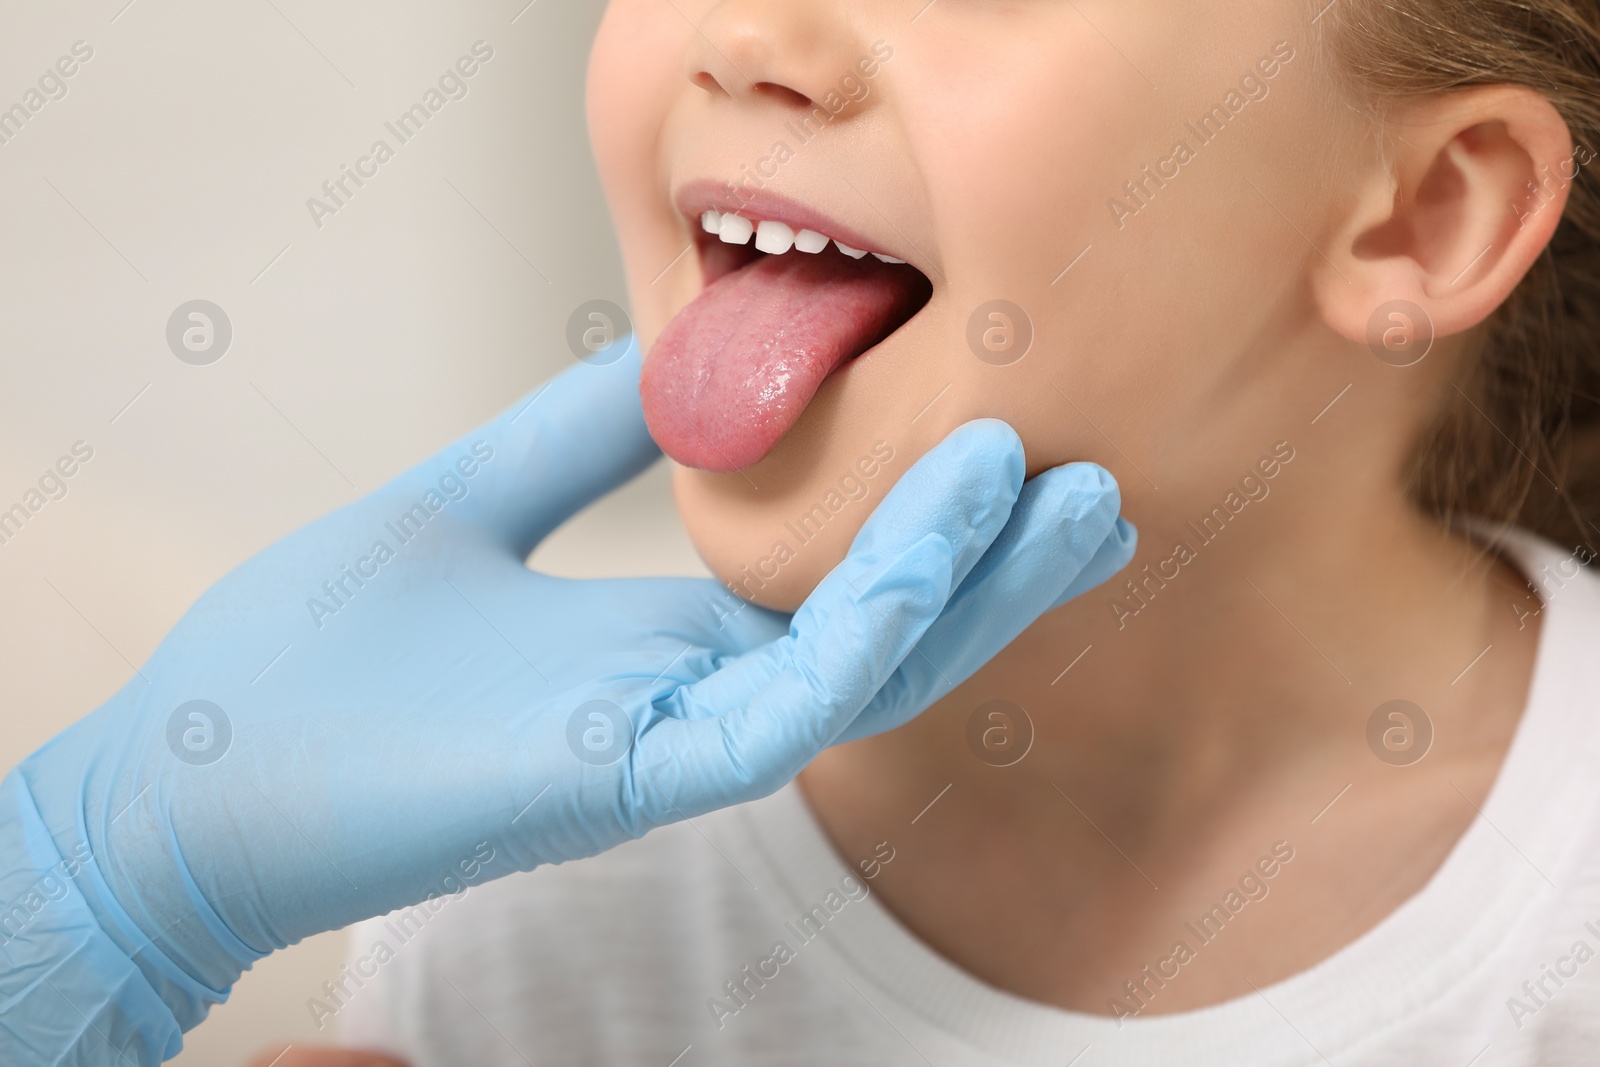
left=1048, top=516, right=1139, bottom=610
left=1111, top=515, right=1138, bottom=555
left=954, top=418, right=1027, bottom=495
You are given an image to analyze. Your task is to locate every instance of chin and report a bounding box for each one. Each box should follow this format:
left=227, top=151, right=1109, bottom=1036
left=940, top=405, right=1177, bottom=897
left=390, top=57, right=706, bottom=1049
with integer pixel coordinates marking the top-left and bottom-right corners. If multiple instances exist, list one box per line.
left=667, top=362, right=919, bottom=612
left=674, top=466, right=840, bottom=611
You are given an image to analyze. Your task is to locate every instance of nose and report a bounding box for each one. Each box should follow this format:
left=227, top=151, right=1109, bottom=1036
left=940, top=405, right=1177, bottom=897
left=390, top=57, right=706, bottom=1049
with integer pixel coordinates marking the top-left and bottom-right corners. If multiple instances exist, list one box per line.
left=688, top=0, right=870, bottom=110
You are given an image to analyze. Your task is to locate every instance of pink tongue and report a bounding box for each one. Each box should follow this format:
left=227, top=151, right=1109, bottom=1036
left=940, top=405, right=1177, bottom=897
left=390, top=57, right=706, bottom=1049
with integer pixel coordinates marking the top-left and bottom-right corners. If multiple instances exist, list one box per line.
left=642, top=251, right=924, bottom=472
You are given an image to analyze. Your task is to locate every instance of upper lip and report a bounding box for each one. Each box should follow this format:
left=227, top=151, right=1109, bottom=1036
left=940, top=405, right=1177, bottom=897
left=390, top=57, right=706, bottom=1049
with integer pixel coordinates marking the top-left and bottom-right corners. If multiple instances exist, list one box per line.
left=672, top=178, right=909, bottom=263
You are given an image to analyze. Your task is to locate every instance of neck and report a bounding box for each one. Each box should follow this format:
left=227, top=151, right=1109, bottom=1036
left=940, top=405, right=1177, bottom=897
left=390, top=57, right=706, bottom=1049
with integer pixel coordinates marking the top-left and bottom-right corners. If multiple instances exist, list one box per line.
left=803, top=420, right=1539, bottom=824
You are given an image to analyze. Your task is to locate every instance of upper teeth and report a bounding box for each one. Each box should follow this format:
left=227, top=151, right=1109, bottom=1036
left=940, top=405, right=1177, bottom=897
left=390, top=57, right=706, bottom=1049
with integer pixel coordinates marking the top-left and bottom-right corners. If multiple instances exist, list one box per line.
left=699, top=209, right=904, bottom=265
left=754, top=220, right=794, bottom=254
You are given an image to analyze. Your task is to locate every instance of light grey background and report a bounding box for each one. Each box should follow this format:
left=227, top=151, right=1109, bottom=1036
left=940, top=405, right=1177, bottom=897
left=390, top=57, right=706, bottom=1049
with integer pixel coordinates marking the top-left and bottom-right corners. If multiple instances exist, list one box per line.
left=0, top=1, right=703, bottom=1061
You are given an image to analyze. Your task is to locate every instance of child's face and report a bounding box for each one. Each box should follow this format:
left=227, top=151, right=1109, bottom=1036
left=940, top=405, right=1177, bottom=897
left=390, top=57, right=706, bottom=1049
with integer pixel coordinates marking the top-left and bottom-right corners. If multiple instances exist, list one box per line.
left=588, top=0, right=1348, bottom=608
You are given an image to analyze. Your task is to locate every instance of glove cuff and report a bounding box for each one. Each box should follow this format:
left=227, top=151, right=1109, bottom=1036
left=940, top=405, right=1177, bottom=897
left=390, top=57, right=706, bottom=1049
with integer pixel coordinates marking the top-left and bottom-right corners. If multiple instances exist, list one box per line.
left=0, top=768, right=193, bottom=1066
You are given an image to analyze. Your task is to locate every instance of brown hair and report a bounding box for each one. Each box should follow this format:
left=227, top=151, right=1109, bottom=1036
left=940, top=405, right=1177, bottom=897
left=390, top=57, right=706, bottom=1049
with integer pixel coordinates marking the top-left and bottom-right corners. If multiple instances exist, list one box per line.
left=1319, top=1, right=1600, bottom=554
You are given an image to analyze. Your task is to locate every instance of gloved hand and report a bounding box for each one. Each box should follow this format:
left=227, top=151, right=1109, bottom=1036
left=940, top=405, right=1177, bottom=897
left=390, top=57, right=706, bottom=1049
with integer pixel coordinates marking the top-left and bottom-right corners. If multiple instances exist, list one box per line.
left=0, top=337, right=1134, bottom=1066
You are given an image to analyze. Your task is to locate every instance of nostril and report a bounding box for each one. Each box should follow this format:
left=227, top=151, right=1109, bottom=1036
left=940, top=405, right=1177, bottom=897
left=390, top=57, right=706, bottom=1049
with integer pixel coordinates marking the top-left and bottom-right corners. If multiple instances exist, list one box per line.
left=691, top=70, right=727, bottom=96
left=754, top=81, right=811, bottom=109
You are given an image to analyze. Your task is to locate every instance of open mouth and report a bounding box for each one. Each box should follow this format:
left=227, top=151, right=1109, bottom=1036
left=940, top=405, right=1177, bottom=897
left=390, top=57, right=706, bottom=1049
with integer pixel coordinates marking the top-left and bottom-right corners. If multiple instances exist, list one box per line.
left=640, top=184, right=933, bottom=473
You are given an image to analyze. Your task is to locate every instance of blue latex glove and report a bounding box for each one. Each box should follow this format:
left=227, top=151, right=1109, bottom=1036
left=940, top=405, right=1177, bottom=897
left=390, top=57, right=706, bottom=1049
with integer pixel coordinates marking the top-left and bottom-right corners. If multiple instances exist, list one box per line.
left=0, top=337, right=1134, bottom=1065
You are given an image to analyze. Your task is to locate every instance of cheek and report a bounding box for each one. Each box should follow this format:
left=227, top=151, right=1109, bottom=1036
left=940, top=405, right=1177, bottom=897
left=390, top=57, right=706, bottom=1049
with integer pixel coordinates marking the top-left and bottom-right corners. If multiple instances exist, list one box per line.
left=906, top=16, right=1317, bottom=491
left=588, top=0, right=694, bottom=346
left=890, top=24, right=1185, bottom=482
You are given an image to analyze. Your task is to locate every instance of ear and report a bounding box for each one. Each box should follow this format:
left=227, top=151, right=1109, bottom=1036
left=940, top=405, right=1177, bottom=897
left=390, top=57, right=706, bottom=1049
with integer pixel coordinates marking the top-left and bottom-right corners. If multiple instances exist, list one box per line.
left=1314, top=85, right=1577, bottom=348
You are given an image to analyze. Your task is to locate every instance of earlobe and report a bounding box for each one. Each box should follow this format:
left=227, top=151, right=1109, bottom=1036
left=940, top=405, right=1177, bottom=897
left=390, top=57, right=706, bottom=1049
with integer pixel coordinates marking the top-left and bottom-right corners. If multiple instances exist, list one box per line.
left=1313, top=85, right=1575, bottom=350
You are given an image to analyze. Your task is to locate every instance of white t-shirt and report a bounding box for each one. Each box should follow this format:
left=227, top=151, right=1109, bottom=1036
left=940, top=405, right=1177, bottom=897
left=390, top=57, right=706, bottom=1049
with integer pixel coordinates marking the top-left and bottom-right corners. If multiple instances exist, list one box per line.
left=336, top=531, right=1600, bottom=1066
